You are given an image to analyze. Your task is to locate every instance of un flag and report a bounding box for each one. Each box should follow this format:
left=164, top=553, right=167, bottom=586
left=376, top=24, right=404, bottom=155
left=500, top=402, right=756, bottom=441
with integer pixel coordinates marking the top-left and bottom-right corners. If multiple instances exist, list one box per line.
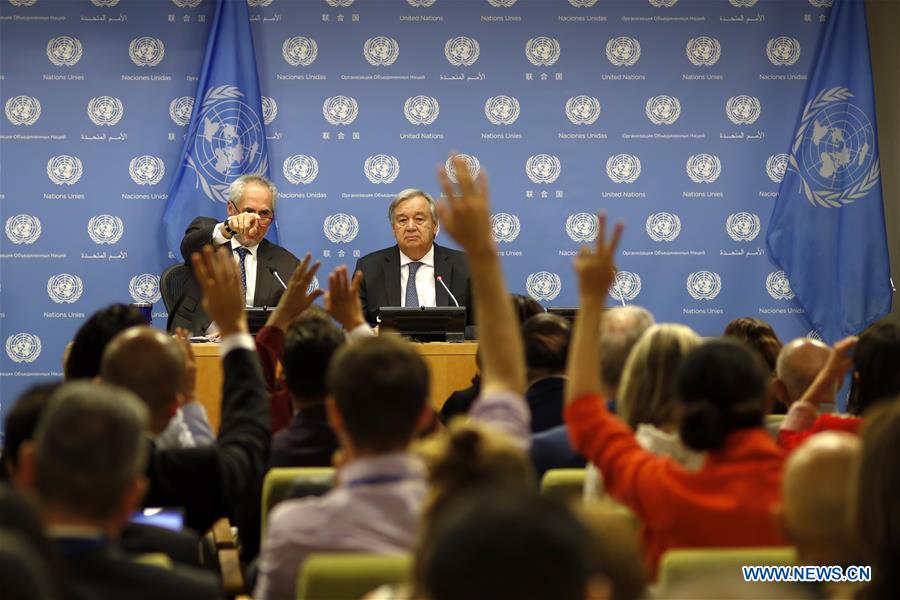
left=766, top=0, right=891, bottom=343
left=162, top=0, right=274, bottom=258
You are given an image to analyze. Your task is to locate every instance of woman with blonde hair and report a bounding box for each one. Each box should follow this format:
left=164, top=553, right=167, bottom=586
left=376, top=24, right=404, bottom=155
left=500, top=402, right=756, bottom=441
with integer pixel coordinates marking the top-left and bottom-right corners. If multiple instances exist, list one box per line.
left=585, top=324, right=704, bottom=501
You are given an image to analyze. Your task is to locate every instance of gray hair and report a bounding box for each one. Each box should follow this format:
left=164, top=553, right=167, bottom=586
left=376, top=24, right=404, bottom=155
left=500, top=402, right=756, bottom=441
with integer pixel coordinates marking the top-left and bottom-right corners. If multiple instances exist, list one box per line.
left=227, top=174, right=278, bottom=209
left=33, top=382, right=149, bottom=520
left=388, top=188, right=438, bottom=224
left=599, top=306, right=656, bottom=396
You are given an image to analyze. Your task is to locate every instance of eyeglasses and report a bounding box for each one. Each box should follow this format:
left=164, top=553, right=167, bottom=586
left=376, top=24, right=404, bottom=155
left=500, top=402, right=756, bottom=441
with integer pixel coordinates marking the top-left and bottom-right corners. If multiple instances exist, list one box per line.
left=393, top=215, right=430, bottom=229
left=240, top=208, right=274, bottom=223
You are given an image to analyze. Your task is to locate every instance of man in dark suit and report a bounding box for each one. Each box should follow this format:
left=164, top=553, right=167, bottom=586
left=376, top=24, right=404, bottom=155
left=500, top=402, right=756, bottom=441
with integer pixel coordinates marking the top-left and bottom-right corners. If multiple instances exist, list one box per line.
left=353, top=188, right=472, bottom=325
left=102, top=245, right=271, bottom=534
left=17, top=382, right=221, bottom=600
left=170, top=174, right=299, bottom=334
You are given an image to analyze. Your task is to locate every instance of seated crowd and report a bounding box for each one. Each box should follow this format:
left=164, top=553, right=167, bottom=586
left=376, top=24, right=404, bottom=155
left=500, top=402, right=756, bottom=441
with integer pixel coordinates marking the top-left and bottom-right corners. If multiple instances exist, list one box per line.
left=2, top=157, right=899, bottom=600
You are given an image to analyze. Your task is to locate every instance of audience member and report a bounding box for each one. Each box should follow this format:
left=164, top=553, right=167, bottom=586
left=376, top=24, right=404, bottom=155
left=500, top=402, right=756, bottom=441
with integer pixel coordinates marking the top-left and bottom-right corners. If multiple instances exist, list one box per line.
left=853, top=398, right=900, bottom=599
left=724, top=317, right=784, bottom=414
left=521, top=312, right=571, bottom=433
left=417, top=489, right=604, bottom=600
left=584, top=323, right=703, bottom=501
left=564, top=215, right=786, bottom=577
left=102, top=245, right=272, bottom=534
left=773, top=338, right=832, bottom=411
left=2, top=382, right=61, bottom=483
left=255, top=155, right=531, bottom=599
left=778, top=432, right=862, bottom=568
left=155, top=329, right=215, bottom=450
left=530, top=305, right=654, bottom=480
left=17, top=382, right=220, bottom=599
left=847, top=321, right=900, bottom=416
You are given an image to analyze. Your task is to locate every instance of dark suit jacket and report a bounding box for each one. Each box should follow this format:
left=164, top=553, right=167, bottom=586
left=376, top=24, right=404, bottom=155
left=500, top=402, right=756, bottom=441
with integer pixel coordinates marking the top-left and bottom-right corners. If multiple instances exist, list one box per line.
left=526, top=376, right=566, bottom=434
left=353, top=243, right=473, bottom=325
left=269, top=405, right=338, bottom=469
left=170, top=217, right=299, bottom=334
left=143, top=347, right=270, bottom=534
left=530, top=425, right=586, bottom=481
left=55, top=538, right=221, bottom=600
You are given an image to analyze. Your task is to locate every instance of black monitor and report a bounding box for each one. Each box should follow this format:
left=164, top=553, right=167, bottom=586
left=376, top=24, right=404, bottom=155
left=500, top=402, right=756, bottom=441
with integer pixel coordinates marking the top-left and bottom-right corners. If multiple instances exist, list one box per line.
left=246, top=306, right=276, bottom=335
left=378, top=306, right=467, bottom=342
left=546, top=307, right=578, bottom=324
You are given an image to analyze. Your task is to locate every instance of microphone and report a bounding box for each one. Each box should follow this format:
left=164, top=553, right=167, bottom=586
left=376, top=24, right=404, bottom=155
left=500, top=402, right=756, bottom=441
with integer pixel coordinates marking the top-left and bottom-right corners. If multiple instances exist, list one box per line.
left=436, top=275, right=460, bottom=307
left=269, top=266, right=288, bottom=290
left=611, top=270, right=627, bottom=308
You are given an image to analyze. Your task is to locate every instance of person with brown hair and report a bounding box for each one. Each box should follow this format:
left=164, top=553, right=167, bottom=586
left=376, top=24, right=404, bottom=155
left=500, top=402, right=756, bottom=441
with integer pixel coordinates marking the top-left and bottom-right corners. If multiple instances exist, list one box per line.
left=723, top=317, right=783, bottom=373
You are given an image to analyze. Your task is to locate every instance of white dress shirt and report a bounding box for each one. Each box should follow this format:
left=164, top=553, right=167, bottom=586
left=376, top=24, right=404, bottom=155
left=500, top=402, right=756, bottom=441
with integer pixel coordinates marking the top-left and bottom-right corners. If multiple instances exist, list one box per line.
left=213, top=224, right=259, bottom=307
left=399, top=245, right=436, bottom=307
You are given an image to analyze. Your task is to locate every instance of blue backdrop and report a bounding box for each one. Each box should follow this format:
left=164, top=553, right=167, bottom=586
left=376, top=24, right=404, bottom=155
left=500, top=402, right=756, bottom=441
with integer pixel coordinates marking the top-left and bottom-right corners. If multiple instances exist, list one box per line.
left=1, top=0, right=851, bottom=421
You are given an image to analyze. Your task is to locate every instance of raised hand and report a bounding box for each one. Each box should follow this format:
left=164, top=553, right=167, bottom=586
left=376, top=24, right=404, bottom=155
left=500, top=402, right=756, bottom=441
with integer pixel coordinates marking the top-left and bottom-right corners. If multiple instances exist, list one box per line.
left=324, top=266, right=366, bottom=330
left=267, top=252, right=324, bottom=331
left=173, top=327, right=197, bottom=402
left=191, top=244, right=247, bottom=337
left=225, top=212, right=261, bottom=240
left=573, top=212, right=624, bottom=304
left=437, top=154, right=495, bottom=257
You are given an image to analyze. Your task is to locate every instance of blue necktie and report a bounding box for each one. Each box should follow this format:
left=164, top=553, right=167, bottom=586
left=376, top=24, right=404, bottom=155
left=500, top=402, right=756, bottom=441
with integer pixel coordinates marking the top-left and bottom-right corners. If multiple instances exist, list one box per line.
left=405, top=261, right=422, bottom=308
left=234, top=246, right=249, bottom=297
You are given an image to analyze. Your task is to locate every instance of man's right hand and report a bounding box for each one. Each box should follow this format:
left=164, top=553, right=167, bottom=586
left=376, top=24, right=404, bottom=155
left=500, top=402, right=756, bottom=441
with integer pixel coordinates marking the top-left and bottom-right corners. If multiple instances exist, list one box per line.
left=325, top=266, right=366, bottom=330
left=267, top=253, right=324, bottom=331
left=191, top=245, right=248, bottom=337
left=223, top=212, right=261, bottom=240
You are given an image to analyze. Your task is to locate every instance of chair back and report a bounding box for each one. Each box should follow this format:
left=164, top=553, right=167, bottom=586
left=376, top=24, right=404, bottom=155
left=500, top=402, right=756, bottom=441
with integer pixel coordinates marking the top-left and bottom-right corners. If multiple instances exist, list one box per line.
left=160, top=263, right=190, bottom=331
left=658, top=546, right=796, bottom=594
left=296, top=553, right=412, bottom=600
left=540, top=468, right=586, bottom=504
left=262, top=467, right=335, bottom=537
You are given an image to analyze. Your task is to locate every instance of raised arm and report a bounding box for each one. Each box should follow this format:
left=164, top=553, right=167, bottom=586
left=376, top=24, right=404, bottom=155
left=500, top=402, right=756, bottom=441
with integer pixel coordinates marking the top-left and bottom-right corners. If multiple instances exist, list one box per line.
left=437, top=155, right=525, bottom=397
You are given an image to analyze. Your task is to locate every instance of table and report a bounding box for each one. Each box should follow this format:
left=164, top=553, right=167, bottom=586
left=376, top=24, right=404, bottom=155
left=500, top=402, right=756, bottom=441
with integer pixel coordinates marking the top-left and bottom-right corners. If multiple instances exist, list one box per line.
left=192, top=342, right=478, bottom=432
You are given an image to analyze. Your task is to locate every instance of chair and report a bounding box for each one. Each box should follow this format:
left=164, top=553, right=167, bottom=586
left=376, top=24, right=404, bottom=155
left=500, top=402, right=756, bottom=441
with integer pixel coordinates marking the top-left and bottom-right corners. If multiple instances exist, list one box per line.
left=160, top=263, right=190, bottom=332
left=261, top=467, right=335, bottom=537
left=296, top=553, right=412, bottom=600
left=657, top=546, right=797, bottom=594
left=540, top=468, right=586, bottom=504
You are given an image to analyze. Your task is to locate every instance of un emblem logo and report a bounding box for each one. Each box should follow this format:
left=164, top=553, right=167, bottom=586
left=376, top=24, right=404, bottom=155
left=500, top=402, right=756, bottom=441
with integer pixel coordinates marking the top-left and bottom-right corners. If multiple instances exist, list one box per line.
left=645, top=212, right=681, bottom=242
left=324, top=213, right=360, bottom=243
left=172, top=0, right=202, bottom=6
left=569, top=0, right=598, bottom=6
left=485, top=95, right=520, bottom=125
left=808, top=0, right=833, bottom=6
left=765, top=153, right=789, bottom=183
left=526, top=271, right=562, bottom=302
left=609, top=271, right=641, bottom=302
left=767, top=36, right=801, bottom=66
left=47, top=155, right=83, bottom=185
left=169, top=96, right=193, bottom=127
left=326, top=0, right=355, bottom=6
left=491, top=213, right=521, bottom=243
left=729, top=0, right=757, bottom=6
left=645, top=95, right=681, bottom=125
left=605, top=36, right=641, bottom=67
left=445, top=154, right=480, bottom=183
left=91, top=0, right=120, bottom=5
left=9, top=0, right=38, bottom=5
left=129, top=37, right=165, bottom=67
left=686, top=154, right=722, bottom=184
left=88, top=214, right=124, bottom=245
left=283, top=36, right=318, bottom=66
left=649, top=0, right=678, bottom=7
left=188, top=85, right=268, bottom=202
left=726, top=95, right=761, bottom=125
left=247, top=0, right=273, bottom=6
left=323, top=95, right=358, bottom=126
left=283, top=154, right=319, bottom=185
left=6, top=333, right=41, bottom=364
left=407, top=0, right=437, bottom=6
left=364, top=36, right=400, bottom=66
left=686, top=271, right=722, bottom=301
left=525, top=37, right=561, bottom=67
left=364, top=154, right=400, bottom=184
left=766, top=270, right=795, bottom=300
left=606, top=154, right=641, bottom=184
left=725, top=212, right=761, bottom=242
left=566, top=213, right=599, bottom=243
left=129, top=274, right=161, bottom=304
left=806, top=329, right=824, bottom=341
left=790, top=88, right=879, bottom=208
left=87, top=96, right=123, bottom=126
left=47, top=274, right=83, bottom=304
left=5, top=214, right=42, bottom=245
left=129, top=155, right=165, bottom=186
left=488, top=0, right=518, bottom=6
left=565, top=96, right=601, bottom=125
left=47, top=36, right=83, bottom=66
left=307, top=276, right=320, bottom=296
left=404, top=96, right=440, bottom=126
left=445, top=36, right=480, bottom=67
left=262, top=96, right=278, bottom=125
left=526, top=154, right=561, bottom=184
left=5, top=96, right=41, bottom=126
left=686, top=36, right=721, bottom=66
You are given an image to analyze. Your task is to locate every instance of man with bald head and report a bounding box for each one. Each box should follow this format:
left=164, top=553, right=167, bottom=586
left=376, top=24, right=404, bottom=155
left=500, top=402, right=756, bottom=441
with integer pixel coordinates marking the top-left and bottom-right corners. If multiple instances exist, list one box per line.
left=778, top=431, right=862, bottom=567
left=773, top=338, right=832, bottom=410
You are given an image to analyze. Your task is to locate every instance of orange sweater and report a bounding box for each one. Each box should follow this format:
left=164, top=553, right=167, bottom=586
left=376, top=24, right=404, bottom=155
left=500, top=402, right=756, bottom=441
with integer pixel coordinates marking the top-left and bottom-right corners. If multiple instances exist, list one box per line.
left=565, top=394, right=787, bottom=578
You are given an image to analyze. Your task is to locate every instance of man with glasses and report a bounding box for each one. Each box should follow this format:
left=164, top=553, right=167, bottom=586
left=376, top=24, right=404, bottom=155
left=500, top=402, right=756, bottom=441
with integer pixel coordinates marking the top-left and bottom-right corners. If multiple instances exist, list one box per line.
left=171, top=174, right=299, bottom=334
left=353, top=188, right=472, bottom=326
